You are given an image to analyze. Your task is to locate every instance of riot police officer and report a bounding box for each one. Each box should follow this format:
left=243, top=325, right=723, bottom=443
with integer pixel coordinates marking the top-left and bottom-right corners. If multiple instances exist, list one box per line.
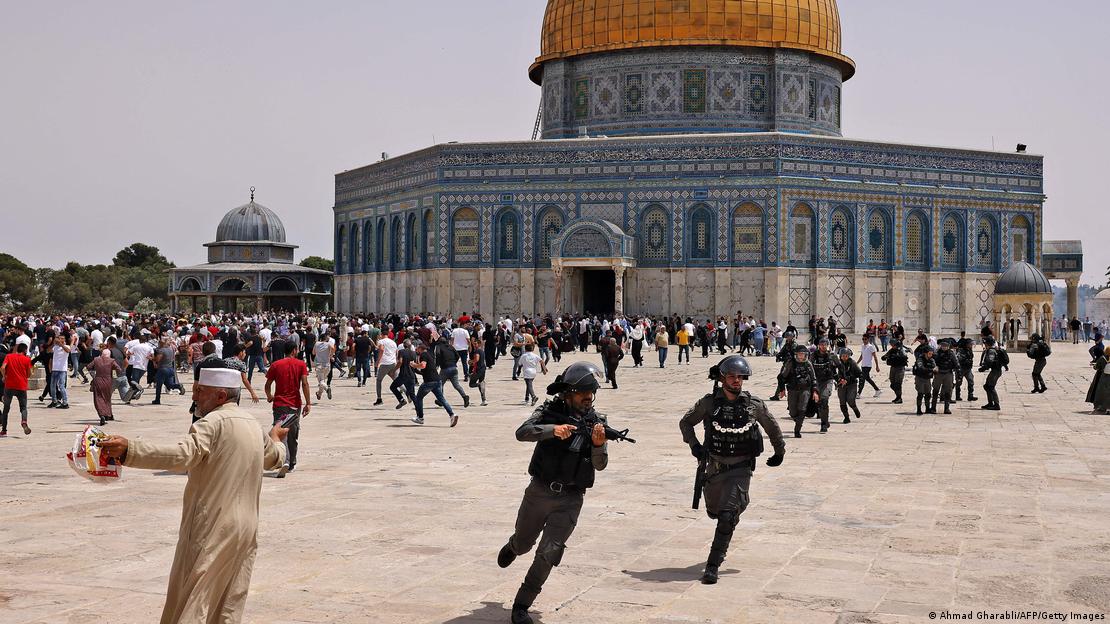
left=1026, top=333, right=1051, bottom=393
left=954, top=337, right=978, bottom=402
left=881, top=339, right=909, bottom=404
left=768, top=331, right=797, bottom=401
left=680, top=355, right=786, bottom=584
left=931, top=339, right=958, bottom=414
left=912, top=346, right=937, bottom=415
left=978, top=336, right=1008, bottom=410
left=837, top=347, right=862, bottom=423
left=777, top=345, right=819, bottom=438
left=810, top=338, right=843, bottom=432
left=498, top=362, right=611, bottom=624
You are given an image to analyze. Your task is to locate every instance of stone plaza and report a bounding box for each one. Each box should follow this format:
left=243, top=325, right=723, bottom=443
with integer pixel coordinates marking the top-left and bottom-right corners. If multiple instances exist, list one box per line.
left=2, top=341, right=1108, bottom=623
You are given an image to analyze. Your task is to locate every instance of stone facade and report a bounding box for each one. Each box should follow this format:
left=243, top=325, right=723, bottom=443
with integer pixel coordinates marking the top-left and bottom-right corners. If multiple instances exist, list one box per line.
left=332, top=133, right=1044, bottom=333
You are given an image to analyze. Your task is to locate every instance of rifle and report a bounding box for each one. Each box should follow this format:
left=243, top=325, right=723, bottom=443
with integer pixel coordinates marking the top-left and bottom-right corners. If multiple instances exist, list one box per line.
left=692, top=453, right=707, bottom=510
left=567, top=412, right=636, bottom=451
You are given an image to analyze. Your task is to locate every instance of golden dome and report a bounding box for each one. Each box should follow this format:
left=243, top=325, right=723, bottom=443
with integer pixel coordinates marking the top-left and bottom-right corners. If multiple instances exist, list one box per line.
left=530, top=0, right=855, bottom=84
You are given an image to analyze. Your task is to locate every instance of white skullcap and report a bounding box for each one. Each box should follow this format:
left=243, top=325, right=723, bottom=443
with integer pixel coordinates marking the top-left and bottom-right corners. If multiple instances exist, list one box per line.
left=198, top=368, right=242, bottom=389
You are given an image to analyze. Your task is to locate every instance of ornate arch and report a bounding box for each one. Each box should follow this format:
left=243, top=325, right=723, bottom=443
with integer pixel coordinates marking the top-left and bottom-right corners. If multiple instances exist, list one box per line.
left=178, top=276, right=204, bottom=292
left=362, top=221, right=374, bottom=272
left=407, top=212, right=418, bottom=269
left=638, top=204, right=670, bottom=265
left=865, top=207, right=892, bottom=267
left=390, top=216, right=403, bottom=271
left=537, top=205, right=567, bottom=265
left=731, top=202, right=764, bottom=266
left=451, top=207, right=480, bottom=266
left=267, top=276, right=299, bottom=292
left=1010, top=214, right=1032, bottom=264
left=975, top=213, right=999, bottom=271
left=337, top=224, right=347, bottom=274
left=940, top=212, right=965, bottom=270
left=687, top=203, right=714, bottom=261
left=422, top=209, right=433, bottom=267
left=828, top=205, right=854, bottom=266
left=789, top=203, right=816, bottom=265
left=348, top=224, right=360, bottom=275
left=496, top=207, right=521, bottom=264
left=375, top=217, right=386, bottom=270
left=215, top=276, right=251, bottom=292
left=904, top=209, right=930, bottom=269
left=554, top=222, right=615, bottom=258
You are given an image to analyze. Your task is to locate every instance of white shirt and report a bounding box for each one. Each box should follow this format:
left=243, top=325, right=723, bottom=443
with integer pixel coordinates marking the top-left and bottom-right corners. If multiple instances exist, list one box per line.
left=52, top=344, right=71, bottom=371
left=259, top=327, right=272, bottom=346
left=127, top=341, right=155, bottom=368
left=502, top=318, right=513, bottom=333
left=16, top=334, right=32, bottom=350
left=860, top=343, right=878, bottom=368
left=578, top=319, right=588, bottom=334
left=378, top=337, right=398, bottom=366
left=210, top=339, right=224, bottom=359
left=451, top=327, right=471, bottom=351
left=684, top=323, right=696, bottom=338
left=90, top=329, right=104, bottom=349
left=520, top=352, right=543, bottom=379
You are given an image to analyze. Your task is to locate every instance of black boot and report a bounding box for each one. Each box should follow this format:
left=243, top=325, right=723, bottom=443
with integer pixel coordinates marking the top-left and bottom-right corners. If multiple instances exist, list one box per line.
left=943, top=401, right=951, bottom=415
left=842, top=410, right=851, bottom=424
left=916, top=396, right=923, bottom=415
left=954, top=390, right=962, bottom=402
left=968, top=394, right=978, bottom=402
left=497, top=543, right=516, bottom=569
left=793, top=421, right=802, bottom=438
left=853, top=408, right=861, bottom=419
left=700, top=563, right=720, bottom=585
left=510, top=603, right=533, bottom=624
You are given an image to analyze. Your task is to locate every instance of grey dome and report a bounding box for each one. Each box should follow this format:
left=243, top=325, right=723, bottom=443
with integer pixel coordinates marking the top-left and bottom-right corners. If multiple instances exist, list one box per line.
left=995, top=261, right=1052, bottom=295
left=215, top=201, right=287, bottom=243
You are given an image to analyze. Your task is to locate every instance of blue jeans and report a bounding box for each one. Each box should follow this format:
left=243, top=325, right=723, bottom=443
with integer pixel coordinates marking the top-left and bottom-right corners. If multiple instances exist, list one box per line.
left=246, top=355, right=267, bottom=382
left=154, top=368, right=179, bottom=402
left=414, top=381, right=453, bottom=420
left=50, top=370, right=69, bottom=405
left=657, top=347, right=668, bottom=367
left=355, top=356, right=373, bottom=384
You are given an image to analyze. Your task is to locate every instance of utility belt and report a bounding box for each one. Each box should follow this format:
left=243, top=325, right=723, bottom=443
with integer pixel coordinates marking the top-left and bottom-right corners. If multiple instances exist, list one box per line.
left=532, top=477, right=585, bottom=496
left=707, top=457, right=756, bottom=477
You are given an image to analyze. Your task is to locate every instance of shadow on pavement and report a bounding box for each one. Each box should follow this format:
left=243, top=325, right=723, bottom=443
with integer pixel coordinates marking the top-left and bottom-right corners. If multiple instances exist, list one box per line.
left=621, top=562, right=735, bottom=583
left=440, top=601, right=547, bottom=623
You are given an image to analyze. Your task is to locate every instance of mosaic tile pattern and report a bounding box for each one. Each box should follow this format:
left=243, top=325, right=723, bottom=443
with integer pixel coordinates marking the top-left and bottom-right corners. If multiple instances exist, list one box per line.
left=452, top=208, right=479, bottom=265
left=562, top=228, right=612, bottom=258
left=498, top=210, right=519, bottom=262
left=976, top=217, right=993, bottom=269
left=538, top=209, right=564, bottom=261
left=906, top=213, right=925, bottom=265
left=830, top=208, right=850, bottom=263
left=790, top=204, right=814, bottom=264
left=942, top=214, right=961, bottom=268
left=624, top=73, right=643, bottom=115
left=748, top=72, right=768, bottom=114
left=827, top=274, right=854, bottom=329
left=1011, top=215, right=1030, bottom=264
left=689, top=206, right=713, bottom=259
left=683, top=69, right=707, bottom=114
left=574, top=78, right=589, bottom=119
left=640, top=207, right=668, bottom=262
left=867, top=211, right=888, bottom=264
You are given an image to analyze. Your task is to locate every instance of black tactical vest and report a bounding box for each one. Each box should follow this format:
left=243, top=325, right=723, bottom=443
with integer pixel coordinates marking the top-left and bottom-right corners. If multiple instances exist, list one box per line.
left=811, top=351, right=839, bottom=382
left=704, top=393, right=765, bottom=459
left=527, top=401, right=597, bottom=490
left=886, top=348, right=909, bottom=368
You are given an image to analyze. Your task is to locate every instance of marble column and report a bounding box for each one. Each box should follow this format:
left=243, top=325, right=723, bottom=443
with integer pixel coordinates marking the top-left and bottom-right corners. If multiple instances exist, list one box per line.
left=614, top=265, right=626, bottom=316
left=1066, top=278, right=1079, bottom=320
left=552, top=263, right=564, bottom=317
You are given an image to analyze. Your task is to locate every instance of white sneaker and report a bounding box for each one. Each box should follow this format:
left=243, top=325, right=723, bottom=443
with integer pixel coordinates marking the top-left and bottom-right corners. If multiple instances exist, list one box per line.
left=410, top=416, right=424, bottom=425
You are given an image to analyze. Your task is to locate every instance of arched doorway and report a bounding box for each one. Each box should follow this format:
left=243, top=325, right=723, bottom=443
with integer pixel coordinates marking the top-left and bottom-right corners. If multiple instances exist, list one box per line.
left=268, top=277, right=300, bottom=312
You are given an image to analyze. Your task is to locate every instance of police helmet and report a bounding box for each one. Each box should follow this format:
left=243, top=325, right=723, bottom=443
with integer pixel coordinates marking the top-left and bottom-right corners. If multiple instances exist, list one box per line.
left=783, top=330, right=796, bottom=338
left=1030, top=333, right=1042, bottom=342
left=817, top=337, right=830, bottom=346
left=709, top=354, right=752, bottom=381
left=983, top=336, right=995, bottom=346
left=793, top=345, right=809, bottom=354
left=546, top=361, right=604, bottom=395
left=938, top=338, right=953, bottom=348
left=838, top=347, right=853, bottom=357
left=923, top=345, right=935, bottom=354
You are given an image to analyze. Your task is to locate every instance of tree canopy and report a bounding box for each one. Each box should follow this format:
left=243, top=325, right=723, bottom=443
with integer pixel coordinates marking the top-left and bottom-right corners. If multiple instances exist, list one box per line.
left=300, top=256, right=335, bottom=272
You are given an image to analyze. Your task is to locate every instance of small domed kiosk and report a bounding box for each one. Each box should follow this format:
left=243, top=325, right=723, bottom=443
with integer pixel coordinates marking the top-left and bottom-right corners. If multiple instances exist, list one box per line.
left=992, top=261, right=1054, bottom=348
left=169, top=190, right=333, bottom=313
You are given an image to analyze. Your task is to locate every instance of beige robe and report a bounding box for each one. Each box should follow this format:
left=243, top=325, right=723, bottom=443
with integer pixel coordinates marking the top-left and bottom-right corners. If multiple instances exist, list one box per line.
left=124, top=402, right=286, bottom=624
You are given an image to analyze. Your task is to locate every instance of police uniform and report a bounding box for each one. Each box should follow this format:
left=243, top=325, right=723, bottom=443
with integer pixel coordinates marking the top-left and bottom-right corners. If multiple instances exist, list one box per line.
left=837, top=351, right=862, bottom=422
left=810, top=345, right=843, bottom=432
left=882, top=343, right=909, bottom=404
left=680, top=356, right=785, bottom=584
left=979, top=338, right=1008, bottom=410
left=1026, top=334, right=1050, bottom=393
left=912, top=351, right=937, bottom=415
left=954, top=339, right=977, bottom=402
left=768, top=337, right=796, bottom=400
left=931, top=343, right=958, bottom=414
left=498, top=363, right=609, bottom=624
left=777, top=349, right=817, bottom=437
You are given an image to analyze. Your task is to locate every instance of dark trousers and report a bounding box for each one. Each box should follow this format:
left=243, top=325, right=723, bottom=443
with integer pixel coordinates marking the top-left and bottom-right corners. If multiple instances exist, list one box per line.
left=2, top=389, right=28, bottom=430
left=578, top=333, right=588, bottom=352
left=390, top=375, right=416, bottom=403
left=272, top=407, right=300, bottom=467
left=889, top=366, right=905, bottom=400
left=838, top=383, right=859, bottom=418
left=858, top=366, right=880, bottom=393
left=701, top=342, right=709, bottom=358
left=815, top=379, right=836, bottom=429
left=701, top=461, right=752, bottom=566
left=787, top=388, right=811, bottom=436
left=931, top=371, right=954, bottom=410
left=1032, top=358, right=1047, bottom=391
left=441, top=367, right=469, bottom=402
left=354, top=355, right=373, bottom=384
left=456, top=350, right=470, bottom=380
left=956, top=368, right=975, bottom=399
left=631, top=340, right=642, bottom=366
left=508, top=480, right=584, bottom=609
left=984, top=369, right=1002, bottom=406
left=414, top=381, right=453, bottom=420
left=246, top=355, right=267, bottom=382
left=154, top=368, right=179, bottom=402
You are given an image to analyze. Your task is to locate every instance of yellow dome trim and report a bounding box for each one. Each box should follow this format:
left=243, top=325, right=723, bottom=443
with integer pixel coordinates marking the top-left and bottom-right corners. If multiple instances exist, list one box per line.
left=530, top=0, right=855, bottom=84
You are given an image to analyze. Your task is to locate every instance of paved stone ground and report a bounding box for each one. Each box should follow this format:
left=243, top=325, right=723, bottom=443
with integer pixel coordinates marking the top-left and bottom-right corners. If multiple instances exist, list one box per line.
left=2, top=341, right=1109, bottom=624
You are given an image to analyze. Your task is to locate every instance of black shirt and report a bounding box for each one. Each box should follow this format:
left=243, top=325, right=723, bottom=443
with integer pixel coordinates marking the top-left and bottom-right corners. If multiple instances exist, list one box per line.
left=245, top=332, right=263, bottom=357
left=354, top=335, right=372, bottom=358
left=396, top=348, right=417, bottom=381
left=416, top=351, right=439, bottom=383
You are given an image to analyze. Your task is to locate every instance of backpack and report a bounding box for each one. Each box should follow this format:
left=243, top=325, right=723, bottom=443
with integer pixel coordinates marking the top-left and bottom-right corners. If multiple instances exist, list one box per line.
left=996, top=349, right=1010, bottom=368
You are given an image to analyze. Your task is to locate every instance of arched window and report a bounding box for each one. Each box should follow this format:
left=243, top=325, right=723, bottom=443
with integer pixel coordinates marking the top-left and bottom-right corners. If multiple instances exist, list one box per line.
left=363, top=221, right=374, bottom=272
left=423, top=210, right=433, bottom=267
left=1011, top=215, right=1031, bottom=264
left=391, top=216, right=403, bottom=270
left=407, top=213, right=418, bottom=268
left=180, top=277, right=202, bottom=291
left=497, top=210, right=520, bottom=262
left=689, top=205, right=713, bottom=260
left=337, top=225, right=347, bottom=274
left=538, top=207, right=564, bottom=261
left=452, top=207, right=480, bottom=265
left=976, top=216, right=994, bottom=269
left=375, top=218, right=386, bottom=270
left=640, top=206, right=669, bottom=263
left=829, top=207, right=852, bottom=264
left=732, top=203, right=763, bottom=265
left=942, top=214, right=962, bottom=269
left=867, top=210, right=890, bottom=265
left=905, top=212, right=927, bottom=267
left=790, top=203, right=815, bottom=264
left=350, top=226, right=360, bottom=274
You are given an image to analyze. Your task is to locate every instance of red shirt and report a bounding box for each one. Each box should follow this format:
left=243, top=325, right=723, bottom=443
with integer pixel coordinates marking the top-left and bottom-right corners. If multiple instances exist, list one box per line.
left=265, top=356, right=308, bottom=408
left=3, top=353, right=32, bottom=391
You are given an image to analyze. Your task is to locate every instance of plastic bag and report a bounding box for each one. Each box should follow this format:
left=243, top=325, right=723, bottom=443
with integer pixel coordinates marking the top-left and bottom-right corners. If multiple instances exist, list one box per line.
left=66, top=425, right=123, bottom=483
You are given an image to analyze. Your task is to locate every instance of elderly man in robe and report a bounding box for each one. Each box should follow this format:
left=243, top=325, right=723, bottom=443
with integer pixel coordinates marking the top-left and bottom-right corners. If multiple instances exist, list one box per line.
left=101, top=367, right=288, bottom=624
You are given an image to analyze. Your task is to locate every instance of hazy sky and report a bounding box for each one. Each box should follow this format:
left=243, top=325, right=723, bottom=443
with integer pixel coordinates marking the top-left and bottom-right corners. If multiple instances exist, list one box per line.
left=2, top=1, right=1107, bottom=284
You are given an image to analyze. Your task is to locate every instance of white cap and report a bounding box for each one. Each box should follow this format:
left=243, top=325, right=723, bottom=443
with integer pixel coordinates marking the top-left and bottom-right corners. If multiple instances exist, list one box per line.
left=197, top=368, right=242, bottom=389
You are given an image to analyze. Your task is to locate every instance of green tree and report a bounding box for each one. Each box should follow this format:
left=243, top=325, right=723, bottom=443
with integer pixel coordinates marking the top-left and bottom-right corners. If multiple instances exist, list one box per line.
left=0, top=253, right=46, bottom=311
left=113, top=243, right=172, bottom=268
left=300, top=256, right=335, bottom=272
